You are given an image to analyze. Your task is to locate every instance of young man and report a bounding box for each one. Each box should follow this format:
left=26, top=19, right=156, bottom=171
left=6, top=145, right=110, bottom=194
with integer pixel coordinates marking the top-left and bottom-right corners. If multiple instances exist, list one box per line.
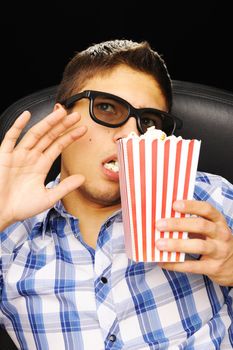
left=0, top=39, right=232, bottom=349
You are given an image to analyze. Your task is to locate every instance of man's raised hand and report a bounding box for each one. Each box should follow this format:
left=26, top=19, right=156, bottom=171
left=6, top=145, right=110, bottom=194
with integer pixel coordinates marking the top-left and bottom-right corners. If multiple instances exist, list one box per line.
left=0, top=108, right=87, bottom=230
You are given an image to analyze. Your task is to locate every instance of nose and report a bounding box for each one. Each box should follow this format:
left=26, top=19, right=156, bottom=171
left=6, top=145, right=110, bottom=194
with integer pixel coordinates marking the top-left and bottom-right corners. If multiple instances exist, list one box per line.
left=113, top=116, right=140, bottom=142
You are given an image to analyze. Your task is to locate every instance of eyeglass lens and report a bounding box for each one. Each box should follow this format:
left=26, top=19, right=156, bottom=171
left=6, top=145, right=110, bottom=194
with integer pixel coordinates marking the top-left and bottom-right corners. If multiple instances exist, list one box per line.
left=93, top=96, right=128, bottom=125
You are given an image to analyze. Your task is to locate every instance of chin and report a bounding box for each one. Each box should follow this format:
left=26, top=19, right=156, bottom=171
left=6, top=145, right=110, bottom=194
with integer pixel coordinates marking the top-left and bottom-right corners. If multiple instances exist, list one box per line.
left=79, top=182, right=121, bottom=206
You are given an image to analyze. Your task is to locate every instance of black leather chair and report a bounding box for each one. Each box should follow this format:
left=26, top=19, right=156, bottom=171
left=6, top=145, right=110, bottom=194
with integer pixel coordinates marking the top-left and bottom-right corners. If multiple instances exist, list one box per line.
left=0, top=80, right=232, bottom=184
left=0, top=80, right=233, bottom=349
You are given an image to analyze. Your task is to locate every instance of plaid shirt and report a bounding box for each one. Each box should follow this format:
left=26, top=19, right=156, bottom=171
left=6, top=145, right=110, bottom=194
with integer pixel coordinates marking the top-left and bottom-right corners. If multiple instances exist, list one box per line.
left=1, top=172, right=233, bottom=350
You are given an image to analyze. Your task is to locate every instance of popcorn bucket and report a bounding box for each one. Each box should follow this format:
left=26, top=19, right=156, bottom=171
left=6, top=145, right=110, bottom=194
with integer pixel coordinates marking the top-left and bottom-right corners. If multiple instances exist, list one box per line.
left=117, top=129, right=201, bottom=262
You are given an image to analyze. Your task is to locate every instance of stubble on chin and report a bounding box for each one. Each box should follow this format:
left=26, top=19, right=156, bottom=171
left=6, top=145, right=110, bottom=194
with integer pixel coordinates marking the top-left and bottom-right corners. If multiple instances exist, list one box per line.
left=78, top=181, right=121, bottom=207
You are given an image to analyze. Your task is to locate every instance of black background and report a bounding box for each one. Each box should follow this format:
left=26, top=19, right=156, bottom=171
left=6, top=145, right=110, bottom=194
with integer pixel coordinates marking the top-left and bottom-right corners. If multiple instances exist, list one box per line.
left=0, top=1, right=232, bottom=115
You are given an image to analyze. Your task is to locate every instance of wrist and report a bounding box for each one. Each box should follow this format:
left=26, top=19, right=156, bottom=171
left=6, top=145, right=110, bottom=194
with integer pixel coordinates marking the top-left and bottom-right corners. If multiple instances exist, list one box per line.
left=0, top=217, right=14, bottom=232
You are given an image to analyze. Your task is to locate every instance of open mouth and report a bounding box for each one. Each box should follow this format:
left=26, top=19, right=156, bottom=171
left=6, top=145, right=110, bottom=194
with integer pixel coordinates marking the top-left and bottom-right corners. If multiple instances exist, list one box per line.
left=103, top=160, right=119, bottom=173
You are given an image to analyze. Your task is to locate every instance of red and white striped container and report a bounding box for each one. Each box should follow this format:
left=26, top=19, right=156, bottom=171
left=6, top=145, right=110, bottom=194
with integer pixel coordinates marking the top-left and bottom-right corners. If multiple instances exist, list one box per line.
left=117, top=131, right=201, bottom=262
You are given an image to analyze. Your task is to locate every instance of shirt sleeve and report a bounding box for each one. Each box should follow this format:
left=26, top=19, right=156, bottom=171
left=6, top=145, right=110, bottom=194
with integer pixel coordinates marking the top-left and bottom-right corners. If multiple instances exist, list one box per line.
left=0, top=221, right=31, bottom=306
left=0, top=247, right=2, bottom=308
left=195, top=172, right=233, bottom=232
left=221, top=176, right=233, bottom=232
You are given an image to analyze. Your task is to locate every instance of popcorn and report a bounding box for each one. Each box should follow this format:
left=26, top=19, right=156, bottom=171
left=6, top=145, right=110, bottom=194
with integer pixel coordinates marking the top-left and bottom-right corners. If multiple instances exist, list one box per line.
left=126, top=126, right=167, bottom=141
left=117, top=127, right=201, bottom=262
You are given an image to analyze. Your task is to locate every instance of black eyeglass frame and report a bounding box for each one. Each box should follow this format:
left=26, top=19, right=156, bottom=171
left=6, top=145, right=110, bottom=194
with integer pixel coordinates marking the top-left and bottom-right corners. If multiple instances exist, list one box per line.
left=60, top=90, right=183, bottom=135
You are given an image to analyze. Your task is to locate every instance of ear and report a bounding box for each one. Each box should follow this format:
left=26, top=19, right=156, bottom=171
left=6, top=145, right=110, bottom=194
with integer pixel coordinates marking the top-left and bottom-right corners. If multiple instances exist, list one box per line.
left=53, top=103, right=65, bottom=112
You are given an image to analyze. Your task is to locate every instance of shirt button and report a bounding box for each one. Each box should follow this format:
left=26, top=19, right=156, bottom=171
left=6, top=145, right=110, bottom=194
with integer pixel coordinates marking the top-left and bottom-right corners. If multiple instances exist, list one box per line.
left=105, top=220, right=112, bottom=228
left=101, top=276, right=108, bottom=284
left=108, top=334, right=116, bottom=342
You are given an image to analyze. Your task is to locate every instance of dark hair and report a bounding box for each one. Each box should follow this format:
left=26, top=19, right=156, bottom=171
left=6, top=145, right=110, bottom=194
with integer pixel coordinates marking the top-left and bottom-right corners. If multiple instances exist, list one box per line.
left=56, top=39, right=172, bottom=111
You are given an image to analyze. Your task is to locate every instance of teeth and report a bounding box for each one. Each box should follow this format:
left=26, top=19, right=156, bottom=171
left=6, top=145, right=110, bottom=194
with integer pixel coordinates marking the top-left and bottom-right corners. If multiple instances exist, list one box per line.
left=104, top=160, right=119, bottom=172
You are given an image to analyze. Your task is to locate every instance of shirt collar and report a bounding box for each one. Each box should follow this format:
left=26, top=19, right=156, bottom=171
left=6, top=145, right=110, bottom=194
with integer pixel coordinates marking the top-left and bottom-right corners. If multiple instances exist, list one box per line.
left=41, top=173, right=123, bottom=239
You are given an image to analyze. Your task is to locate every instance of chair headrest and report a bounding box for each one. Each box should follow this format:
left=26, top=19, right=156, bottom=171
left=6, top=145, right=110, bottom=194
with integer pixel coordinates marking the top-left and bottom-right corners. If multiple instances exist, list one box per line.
left=172, top=80, right=233, bottom=184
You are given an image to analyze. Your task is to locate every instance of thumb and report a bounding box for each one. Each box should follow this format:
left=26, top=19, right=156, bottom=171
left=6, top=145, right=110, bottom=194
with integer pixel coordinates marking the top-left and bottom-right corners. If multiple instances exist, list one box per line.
left=47, top=174, right=85, bottom=204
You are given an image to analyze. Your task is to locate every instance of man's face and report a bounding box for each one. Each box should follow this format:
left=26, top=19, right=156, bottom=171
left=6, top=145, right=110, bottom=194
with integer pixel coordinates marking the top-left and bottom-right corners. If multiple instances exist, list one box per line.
left=59, top=65, right=166, bottom=208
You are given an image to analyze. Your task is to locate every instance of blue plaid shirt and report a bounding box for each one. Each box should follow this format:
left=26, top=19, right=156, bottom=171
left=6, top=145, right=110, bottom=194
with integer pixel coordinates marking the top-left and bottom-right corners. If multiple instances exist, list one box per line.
left=1, top=172, right=233, bottom=350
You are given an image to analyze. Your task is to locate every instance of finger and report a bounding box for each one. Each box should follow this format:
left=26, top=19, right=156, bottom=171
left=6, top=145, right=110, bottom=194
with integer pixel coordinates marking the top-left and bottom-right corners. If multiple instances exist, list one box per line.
left=156, top=217, right=216, bottom=238
left=158, top=260, right=209, bottom=275
left=156, top=238, right=215, bottom=256
left=44, top=125, right=87, bottom=163
left=46, top=174, right=85, bottom=205
left=173, top=200, right=224, bottom=223
left=17, top=108, right=68, bottom=150
left=0, top=111, right=31, bottom=152
left=34, top=112, right=81, bottom=152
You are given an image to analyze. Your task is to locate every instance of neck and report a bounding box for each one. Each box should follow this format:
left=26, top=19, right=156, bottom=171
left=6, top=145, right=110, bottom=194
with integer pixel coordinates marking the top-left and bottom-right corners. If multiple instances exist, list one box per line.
left=62, top=189, right=120, bottom=249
